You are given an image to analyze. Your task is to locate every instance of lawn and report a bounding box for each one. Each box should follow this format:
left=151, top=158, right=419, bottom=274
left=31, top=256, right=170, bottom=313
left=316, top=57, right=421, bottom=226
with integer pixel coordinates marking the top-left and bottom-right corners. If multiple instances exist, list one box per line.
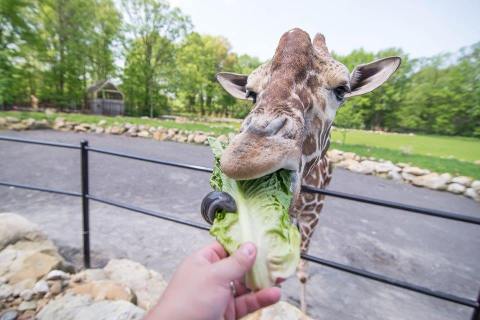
left=1, top=110, right=479, bottom=178
left=331, top=128, right=480, bottom=162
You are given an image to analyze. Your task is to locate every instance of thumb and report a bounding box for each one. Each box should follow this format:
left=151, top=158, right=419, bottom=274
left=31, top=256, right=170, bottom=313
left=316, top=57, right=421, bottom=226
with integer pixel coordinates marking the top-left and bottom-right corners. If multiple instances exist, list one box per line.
left=212, top=242, right=257, bottom=282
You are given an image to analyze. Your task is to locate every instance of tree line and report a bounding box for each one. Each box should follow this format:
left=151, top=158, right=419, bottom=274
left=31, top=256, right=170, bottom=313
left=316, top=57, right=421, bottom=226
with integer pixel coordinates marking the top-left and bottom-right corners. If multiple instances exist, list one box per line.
left=1, top=0, right=479, bottom=136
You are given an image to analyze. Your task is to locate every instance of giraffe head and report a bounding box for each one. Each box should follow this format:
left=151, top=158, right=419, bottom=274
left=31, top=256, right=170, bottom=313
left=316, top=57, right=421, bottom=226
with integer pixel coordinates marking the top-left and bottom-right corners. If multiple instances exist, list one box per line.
left=217, top=28, right=400, bottom=190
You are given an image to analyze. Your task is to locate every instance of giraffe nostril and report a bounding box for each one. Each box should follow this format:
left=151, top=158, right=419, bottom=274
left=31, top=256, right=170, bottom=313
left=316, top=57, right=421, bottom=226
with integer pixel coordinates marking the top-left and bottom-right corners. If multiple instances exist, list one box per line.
left=247, top=116, right=288, bottom=136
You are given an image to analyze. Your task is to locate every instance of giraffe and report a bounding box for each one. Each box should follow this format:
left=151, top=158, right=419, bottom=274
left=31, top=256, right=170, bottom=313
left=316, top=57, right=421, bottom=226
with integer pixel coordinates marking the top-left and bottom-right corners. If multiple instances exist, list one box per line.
left=213, top=28, right=400, bottom=312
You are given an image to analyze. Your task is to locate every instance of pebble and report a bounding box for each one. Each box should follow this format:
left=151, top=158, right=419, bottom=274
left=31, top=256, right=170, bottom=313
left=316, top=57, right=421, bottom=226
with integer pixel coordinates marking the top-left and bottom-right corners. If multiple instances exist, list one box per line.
left=17, top=300, right=37, bottom=311
left=0, top=310, right=19, bottom=320
left=19, top=289, right=33, bottom=301
left=33, top=280, right=49, bottom=296
left=49, top=281, right=62, bottom=295
left=46, top=270, right=70, bottom=281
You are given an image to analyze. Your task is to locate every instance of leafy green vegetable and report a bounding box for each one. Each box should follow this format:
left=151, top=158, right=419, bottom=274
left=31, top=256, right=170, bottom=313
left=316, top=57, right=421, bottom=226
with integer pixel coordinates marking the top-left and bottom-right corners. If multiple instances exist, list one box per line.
left=208, top=137, right=301, bottom=290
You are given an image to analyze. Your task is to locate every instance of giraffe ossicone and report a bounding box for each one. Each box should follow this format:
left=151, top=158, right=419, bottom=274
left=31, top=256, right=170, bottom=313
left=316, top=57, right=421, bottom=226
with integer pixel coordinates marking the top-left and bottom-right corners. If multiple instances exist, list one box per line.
left=216, top=28, right=401, bottom=312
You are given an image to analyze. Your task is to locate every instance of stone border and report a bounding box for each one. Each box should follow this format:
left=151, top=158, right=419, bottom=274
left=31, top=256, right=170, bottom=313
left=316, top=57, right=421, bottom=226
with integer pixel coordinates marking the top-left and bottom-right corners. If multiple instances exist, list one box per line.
left=1, top=115, right=479, bottom=202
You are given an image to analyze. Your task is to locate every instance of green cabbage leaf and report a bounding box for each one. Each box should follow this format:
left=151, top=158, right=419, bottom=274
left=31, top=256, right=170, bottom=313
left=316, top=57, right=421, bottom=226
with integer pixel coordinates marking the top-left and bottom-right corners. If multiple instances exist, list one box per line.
left=208, top=137, right=301, bottom=290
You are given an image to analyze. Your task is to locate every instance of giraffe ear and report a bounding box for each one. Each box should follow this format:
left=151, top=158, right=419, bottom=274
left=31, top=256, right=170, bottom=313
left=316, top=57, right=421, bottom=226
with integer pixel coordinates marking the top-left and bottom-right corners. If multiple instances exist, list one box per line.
left=345, top=57, right=401, bottom=98
left=216, top=72, right=250, bottom=100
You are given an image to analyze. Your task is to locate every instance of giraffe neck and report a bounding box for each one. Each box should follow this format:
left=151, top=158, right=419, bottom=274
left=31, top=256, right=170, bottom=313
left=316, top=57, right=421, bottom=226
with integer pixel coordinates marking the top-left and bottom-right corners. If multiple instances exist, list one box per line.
left=300, top=120, right=332, bottom=183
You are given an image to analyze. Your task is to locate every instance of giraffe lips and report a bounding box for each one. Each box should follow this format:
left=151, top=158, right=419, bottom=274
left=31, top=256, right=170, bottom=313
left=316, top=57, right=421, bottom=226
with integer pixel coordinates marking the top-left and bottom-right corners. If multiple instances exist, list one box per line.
left=220, top=132, right=302, bottom=180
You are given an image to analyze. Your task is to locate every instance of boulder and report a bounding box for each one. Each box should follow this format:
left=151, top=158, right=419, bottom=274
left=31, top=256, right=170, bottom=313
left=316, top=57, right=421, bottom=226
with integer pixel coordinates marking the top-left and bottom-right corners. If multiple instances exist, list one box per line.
left=241, top=301, right=311, bottom=320
left=349, top=161, right=374, bottom=175
left=193, top=134, right=207, bottom=144
left=32, top=119, right=50, bottom=129
left=110, top=126, right=126, bottom=135
left=5, top=117, right=19, bottom=124
left=37, top=293, right=144, bottom=320
left=471, top=180, right=480, bottom=193
left=446, top=183, right=466, bottom=194
left=326, top=149, right=343, bottom=163
left=70, top=280, right=135, bottom=303
left=0, top=310, right=18, bottom=320
left=104, top=259, right=167, bottom=310
left=95, top=127, right=104, bottom=134
left=451, top=176, right=473, bottom=187
left=0, top=118, right=6, bottom=127
left=464, top=188, right=480, bottom=202
left=137, top=130, right=150, bottom=138
left=411, top=173, right=450, bottom=190
left=8, top=123, right=28, bottom=131
left=17, top=300, right=36, bottom=311
left=97, top=120, right=107, bottom=126
left=375, top=161, right=401, bottom=174
left=33, top=280, right=49, bottom=296
left=342, top=152, right=358, bottom=160
left=336, top=159, right=359, bottom=169
left=387, top=170, right=402, bottom=181
left=7, top=249, right=62, bottom=285
left=152, top=131, right=167, bottom=141
left=402, top=166, right=429, bottom=176
left=0, top=213, right=46, bottom=250
left=217, top=135, right=229, bottom=144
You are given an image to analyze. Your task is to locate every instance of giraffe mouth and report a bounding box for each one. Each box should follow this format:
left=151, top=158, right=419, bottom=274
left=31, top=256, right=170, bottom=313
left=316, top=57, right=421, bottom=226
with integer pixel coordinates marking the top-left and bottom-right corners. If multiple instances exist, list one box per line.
left=219, top=131, right=302, bottom=181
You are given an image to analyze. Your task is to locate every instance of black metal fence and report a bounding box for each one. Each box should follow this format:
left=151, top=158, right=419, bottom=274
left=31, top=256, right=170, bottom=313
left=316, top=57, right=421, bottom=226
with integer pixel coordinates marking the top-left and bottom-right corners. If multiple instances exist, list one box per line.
left=0, top=134, right=479, bottom=319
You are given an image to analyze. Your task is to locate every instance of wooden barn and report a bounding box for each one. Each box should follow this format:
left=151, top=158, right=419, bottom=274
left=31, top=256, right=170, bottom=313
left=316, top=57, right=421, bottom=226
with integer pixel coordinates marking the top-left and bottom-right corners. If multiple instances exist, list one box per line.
left=87, top=80, right=124, bottom=116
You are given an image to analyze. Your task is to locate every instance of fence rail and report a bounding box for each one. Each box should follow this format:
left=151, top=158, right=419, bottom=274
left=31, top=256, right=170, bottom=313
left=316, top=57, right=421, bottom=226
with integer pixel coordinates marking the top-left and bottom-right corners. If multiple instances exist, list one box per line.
left=0, top=135, right=479, bottom=319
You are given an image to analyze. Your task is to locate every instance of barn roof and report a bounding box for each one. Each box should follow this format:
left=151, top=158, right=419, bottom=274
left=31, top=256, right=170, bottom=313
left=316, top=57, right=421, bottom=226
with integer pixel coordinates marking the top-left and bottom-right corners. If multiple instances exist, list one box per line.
left=87, top=80, right=121, bottom=94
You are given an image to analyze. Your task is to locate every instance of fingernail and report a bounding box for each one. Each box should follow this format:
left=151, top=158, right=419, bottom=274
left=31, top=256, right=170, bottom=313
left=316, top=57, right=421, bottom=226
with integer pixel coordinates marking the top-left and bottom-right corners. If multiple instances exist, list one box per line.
left=240, top=243, right=255, bottom=257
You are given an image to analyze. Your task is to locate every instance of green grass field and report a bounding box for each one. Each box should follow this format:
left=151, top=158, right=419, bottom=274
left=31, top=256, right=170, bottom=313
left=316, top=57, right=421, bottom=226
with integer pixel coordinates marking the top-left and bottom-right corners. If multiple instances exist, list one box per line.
left=331, top=128, right=480, bottom=162
left=1, top=111, right=479, bottom=178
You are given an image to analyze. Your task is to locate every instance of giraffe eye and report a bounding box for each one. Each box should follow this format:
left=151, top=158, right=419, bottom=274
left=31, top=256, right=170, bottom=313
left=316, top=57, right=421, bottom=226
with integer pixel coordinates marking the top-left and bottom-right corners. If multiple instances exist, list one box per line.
left=333, top=86, right=348, bottom=101
left=246, top=90, right=257, bottom=103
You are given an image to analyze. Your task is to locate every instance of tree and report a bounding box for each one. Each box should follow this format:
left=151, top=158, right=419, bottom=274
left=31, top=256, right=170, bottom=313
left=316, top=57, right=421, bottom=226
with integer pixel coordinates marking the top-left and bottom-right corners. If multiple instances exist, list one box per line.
left=121, top=0, right=191, bottom=117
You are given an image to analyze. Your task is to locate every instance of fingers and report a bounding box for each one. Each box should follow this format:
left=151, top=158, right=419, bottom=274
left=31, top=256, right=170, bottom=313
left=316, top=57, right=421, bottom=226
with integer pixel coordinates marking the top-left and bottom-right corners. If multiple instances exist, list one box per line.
left=234, top=287, right=281, bottom=318
left=212, top=242, right=256, bottom=282
left=233, top=280, right=250, bottom=296
left=198, top=241, right=228, bottom=263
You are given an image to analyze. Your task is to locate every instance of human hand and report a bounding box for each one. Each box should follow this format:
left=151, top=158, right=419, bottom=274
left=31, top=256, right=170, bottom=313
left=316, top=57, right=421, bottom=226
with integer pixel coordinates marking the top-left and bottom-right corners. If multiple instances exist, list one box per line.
left=145, top=241, right=281, bottom=320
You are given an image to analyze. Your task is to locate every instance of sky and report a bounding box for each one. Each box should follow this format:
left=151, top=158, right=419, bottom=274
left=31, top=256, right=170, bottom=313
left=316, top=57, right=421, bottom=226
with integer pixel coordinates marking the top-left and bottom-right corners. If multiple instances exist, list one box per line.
left=169, top=0, right=480, bottom=61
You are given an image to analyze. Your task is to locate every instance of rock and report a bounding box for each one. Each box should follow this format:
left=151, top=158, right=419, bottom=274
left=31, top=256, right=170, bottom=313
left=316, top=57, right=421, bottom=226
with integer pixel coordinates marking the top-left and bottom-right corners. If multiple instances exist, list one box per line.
left=387, top=170, right=402, bottom=181
left=5, top=117, right=19, bottom=124
left=70, top=280, right=135, bottom=303
left=401, top=172, right=416, bottom=182
left=217, top=135, right=229, bottom=144
left=336, top=159, right=359, bottom=169
left=8, top=250, right=62, bottom=285
left=19, top=289, right=33, bottom=301
left=464, top=188, right=480, bottom=202
left=0, top=310, right=18, bottom=320
left=37, top=293, right=144, bottom=320
left=44, top=108, right=56, bottom=116
left=0, top=284, right=13, bottom=300
left=94, top=127, right=104, bottom=134
left=32, top=119, right=50, bottom=129
left=46, top=270, right=70, bottom=281
left=193, top=134, right=207, bottom=144
left=33, top=280, right=49, bottom=296
left=17, top=300, right=37, bottom=311
left=104, top=259, right=167, bottom=310
left=187, top=133, right=195, bottom=143
left=110, top=126, right=125, bottom=135
left=375, top=161, right=400, bottom=173
left=447, top=183, right=466, bottom=194
left=79, top=269, right=107, bottom=282
left=342, top=152, right=357, bottom=160
left=471, top=180, right=480, bottom=193
left=152, top=131, right=166, bottom=141
left=475, top=160, right=480, bottom=165
left=137, top=130, right=150, bottom=138
left=350, top=161, right=374, bottom=175
left=0, top=213, right=47, bottom=250
left=411, top=173, right=450, bottom=190
left=403, top=166, right=429, bottom=176
left=326, top=149, right=343, bottom=163
left=17, top=310, right=35, bottom=320
left=98, top=120, right=107, bottom=126
left=240, top=301, right=311, bottom=320
left=49, top=281, right=62, bottom=295
left=451, top=176, right=473, bottom=187
left=8, top=123, right=28, bottom=131
left=74, top=125, right=88, bottom=132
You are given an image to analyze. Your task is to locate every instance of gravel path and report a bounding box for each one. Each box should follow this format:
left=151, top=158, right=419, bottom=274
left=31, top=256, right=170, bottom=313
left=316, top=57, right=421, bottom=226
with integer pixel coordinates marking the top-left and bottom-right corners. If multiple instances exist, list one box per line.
left=1, top=130, right=479, bottom=320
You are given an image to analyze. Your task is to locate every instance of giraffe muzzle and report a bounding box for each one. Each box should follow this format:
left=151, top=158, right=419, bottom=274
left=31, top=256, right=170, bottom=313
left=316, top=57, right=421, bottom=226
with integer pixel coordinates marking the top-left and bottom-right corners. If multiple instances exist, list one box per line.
left=201, top=191, right=237, bottom=225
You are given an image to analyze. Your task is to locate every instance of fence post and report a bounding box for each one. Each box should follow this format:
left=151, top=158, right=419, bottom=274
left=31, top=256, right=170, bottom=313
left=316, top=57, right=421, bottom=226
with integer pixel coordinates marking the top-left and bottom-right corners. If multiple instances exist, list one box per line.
left=472, top=290, right=480, bottom=320
left=80, top=140, right=91, bottom=268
